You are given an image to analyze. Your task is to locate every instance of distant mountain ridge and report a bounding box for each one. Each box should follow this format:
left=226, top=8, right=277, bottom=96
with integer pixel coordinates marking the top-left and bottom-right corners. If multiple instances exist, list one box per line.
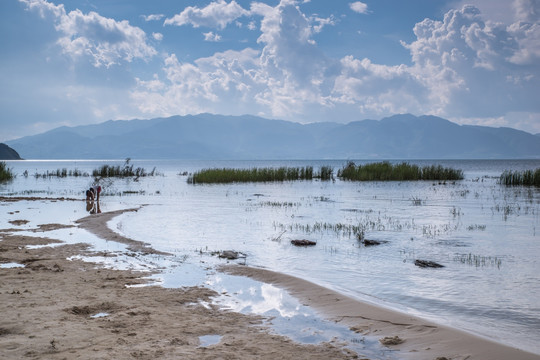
left=6, top=114, right=540, bottom=159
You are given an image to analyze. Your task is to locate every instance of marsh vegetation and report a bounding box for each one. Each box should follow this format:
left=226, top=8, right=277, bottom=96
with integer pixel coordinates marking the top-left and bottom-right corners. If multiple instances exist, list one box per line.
left=27, top=168, right=89, bottom=178
left=337, top=161, right=464, bottom=181
left=454, top=253, right=502, bottom=269
left=92, top=159, right=157, bottom=179
left=500, top=168, right=540, bottom=187
left=0, top=161, right=14, bottom=182
left=188, top=166, right=333, bottom=184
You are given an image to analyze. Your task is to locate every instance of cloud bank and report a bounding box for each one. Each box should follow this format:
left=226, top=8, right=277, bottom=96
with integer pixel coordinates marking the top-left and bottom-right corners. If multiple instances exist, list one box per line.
left=132, top=0, right=540, bottom=130
left=20, top=0, right=156, bottom=68
left=17, top=0, right=540, bottom=134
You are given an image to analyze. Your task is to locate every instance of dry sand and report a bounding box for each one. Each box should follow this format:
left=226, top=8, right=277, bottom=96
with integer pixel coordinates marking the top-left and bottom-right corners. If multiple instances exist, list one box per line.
left=1, top=201, right=539, bottom=359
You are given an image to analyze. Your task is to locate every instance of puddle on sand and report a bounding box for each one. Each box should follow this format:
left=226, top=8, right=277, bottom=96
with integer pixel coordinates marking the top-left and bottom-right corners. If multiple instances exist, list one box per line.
left=0, top=262, right=25, bottom=269
left=207, top=272, right=397, bottom=359
left=198, top=334, right=222, bottom=348
left=90, top=312, right=109, bottom=318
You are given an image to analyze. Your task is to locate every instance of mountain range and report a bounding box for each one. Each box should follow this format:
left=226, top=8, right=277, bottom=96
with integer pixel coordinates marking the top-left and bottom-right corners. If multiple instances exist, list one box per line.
left=6, top=113, right=540, bottom=159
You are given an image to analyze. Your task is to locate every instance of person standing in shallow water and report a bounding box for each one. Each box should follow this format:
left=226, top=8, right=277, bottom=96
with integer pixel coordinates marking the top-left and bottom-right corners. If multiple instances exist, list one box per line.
left=85, top=185, right=101, bottom=202
left=85, top=185, right=102, bottom=214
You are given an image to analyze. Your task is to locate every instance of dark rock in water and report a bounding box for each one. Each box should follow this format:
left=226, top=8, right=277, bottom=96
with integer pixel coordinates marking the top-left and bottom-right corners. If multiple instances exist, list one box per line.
left=0, top=143, right=22, bottom=160
left=414, top=259, right=444, bottom=268
left=362, top=239, right=389, bottom=246
left=218, top=251, right=246, bottom=260
left=291, top=239, right=316, bottom=246
left=363, top=239, right=381, bottom=246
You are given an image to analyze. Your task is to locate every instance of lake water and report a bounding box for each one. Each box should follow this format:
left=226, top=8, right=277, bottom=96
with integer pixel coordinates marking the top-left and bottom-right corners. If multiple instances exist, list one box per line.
left=1, top=159, right=540, bottom=354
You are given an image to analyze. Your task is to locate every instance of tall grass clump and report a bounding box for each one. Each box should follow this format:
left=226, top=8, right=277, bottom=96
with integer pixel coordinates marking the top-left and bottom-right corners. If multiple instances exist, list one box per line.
left=318, top=166, right=334, bottom=181
left=0, top=161, right=14, bottom=182
left=338, top=161, right=463, bottom=181
left=188, top=166, right=334, bottom=184
left=500, top=169, right=540, bottom=187
left=92, top=159, right=156, bottom=178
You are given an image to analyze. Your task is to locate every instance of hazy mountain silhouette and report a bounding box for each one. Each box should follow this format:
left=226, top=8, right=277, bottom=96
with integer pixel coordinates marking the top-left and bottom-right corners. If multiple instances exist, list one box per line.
left=6, top=114, right=540, bottom=159
left=0, top=143, right=22, bottom=160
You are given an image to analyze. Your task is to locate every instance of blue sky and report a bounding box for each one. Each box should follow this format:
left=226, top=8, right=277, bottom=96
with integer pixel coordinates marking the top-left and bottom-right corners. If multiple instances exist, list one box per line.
left=1, top=0, right=539, bottom=141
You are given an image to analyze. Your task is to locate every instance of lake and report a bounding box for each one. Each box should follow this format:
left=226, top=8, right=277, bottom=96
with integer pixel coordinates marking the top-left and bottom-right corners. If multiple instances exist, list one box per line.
left=1, top=159, right=539, bottom=354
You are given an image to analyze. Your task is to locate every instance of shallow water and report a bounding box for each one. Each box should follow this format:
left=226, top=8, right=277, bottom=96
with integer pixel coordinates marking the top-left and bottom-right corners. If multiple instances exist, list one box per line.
left=2, top=159, right=540, bottom=354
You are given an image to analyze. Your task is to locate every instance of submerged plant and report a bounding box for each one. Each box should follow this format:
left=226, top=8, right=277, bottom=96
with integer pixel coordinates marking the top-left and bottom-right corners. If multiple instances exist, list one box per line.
left=454, top=253, right=502, bottom=269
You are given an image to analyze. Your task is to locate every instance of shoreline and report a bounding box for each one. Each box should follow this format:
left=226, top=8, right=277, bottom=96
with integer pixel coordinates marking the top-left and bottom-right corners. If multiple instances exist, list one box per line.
left=0, top=207, right=358, bottom=359
left=2, top=205, right=539, bottom=359
left=222, top=265, right=539, bottom=360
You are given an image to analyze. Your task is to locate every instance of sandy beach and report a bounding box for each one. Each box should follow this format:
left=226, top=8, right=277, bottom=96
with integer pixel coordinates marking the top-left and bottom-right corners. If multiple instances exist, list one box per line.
left=1, top=203, right=539, bottom=360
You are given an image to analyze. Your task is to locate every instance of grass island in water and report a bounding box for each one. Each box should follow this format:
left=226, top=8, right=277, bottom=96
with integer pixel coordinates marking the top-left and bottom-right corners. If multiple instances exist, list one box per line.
left=337, top=161, right=464, bottom=181
left=500, top=168, right=540, bottom=187
left=92, top=159, right=156, bottom=178
left=188, top=162, right=464, bottom=184
left=188, top=166, right=333, bottom=184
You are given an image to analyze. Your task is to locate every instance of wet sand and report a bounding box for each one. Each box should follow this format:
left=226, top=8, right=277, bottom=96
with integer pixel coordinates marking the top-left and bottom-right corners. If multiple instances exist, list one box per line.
left=223, top=265, right=539, bottom=360
left=0, top=231, right=357, bottom=358
left=1, top=203, right=539, bottom=359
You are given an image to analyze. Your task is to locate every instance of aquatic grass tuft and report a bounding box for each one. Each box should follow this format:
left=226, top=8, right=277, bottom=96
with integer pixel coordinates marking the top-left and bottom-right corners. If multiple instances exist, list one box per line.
left=454, top=253, right=502, bottom=269
left=188, top=166, right=333, bottom=184
left=92, top=159, right=156, bottom=179
left=499, top=168, right=540, bottom=187
left=0, top=161, right=15, bottom=182
left=31, top=168, right=89, bottom=178
left=337, top=161, right=463, bottom=181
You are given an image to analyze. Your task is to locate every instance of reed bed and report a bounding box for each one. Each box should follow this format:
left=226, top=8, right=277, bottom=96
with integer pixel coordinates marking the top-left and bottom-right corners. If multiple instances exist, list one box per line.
left=0, top=161, right=14, bottom=182
left=337, top=161, right=463, bottom=181
left=188, top=166, right=333, bottom=184
left=499, top=169, right=540, bottom=187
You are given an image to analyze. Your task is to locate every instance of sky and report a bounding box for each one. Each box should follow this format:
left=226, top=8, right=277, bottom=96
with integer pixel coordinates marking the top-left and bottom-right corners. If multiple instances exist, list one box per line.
left=1, top=0, right=540, bottom=141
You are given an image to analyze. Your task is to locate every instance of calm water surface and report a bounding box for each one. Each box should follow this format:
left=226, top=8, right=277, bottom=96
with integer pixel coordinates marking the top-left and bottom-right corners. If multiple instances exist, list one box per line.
left=1, top=159, right=540, bottom=354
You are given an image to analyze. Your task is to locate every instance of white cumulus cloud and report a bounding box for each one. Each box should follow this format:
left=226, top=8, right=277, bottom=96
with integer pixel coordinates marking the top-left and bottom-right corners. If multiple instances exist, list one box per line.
left=349, top=1, right=368, bottom=14
left=19, top=0, right=156, bottom=68
left=402, top=4, right=540, bottom=118
left=142, top=14, right=164, bottom=22
left=164, top=0, right=250, bottom=29
left=203, top=31, right=222, bottom=42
